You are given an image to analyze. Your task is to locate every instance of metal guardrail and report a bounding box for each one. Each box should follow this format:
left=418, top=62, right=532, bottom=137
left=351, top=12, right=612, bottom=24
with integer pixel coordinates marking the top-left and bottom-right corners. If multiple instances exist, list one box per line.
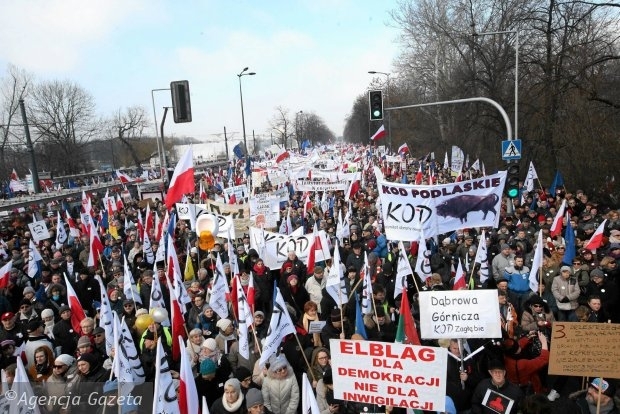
left=0, top=160, right=230, bottom=212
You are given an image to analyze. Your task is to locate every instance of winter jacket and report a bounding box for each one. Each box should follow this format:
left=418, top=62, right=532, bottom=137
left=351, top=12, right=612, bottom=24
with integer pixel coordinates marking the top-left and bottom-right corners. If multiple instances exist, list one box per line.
left=262, top=370, right=300, bottom=414
left=504, top=347, right=550, bottom=393
left=551, top=275, right=580, bottom=310
left=471, top=378, right=524, bottom=414
left=503, top=265, right=531, bottom=293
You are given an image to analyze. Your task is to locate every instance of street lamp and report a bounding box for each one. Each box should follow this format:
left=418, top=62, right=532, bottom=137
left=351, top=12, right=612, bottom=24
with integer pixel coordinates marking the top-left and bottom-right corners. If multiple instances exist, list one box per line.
left=297, top=110, right=303, bottom=149
left=472, top=30, right=519, bottom=140
left=238, top=67, right=256, bottom=154
left=151, top=87, right=170, bottom=176
left=368, top=71, right=391, bottom=151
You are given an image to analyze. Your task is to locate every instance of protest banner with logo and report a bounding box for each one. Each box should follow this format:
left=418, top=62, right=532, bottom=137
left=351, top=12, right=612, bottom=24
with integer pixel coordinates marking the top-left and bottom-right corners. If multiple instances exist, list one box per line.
left=418, top=290, right=501, bottom=339
left=249, top=227, right=330, bottom=269
left=377, top=172, right=506, bottom=240
left=548, top=322, right=620, bottom=378
left=28, top=220, right=51, bottom=242
left=330, top=339, right=446, bottom=411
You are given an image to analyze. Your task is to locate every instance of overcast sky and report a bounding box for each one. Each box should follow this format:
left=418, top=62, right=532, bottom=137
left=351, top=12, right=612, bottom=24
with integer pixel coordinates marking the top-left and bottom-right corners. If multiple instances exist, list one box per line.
left=0, top=0, right=400, bottom=144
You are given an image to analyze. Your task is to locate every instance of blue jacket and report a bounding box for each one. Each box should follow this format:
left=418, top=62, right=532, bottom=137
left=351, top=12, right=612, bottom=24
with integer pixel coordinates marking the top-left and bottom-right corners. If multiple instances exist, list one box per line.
left=503, top=265, right=531, bottom=293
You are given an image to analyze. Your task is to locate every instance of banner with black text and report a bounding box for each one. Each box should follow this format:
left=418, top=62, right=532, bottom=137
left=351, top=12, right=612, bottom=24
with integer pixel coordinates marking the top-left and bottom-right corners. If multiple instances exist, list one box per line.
left=377, top=172, right=506, bottom=240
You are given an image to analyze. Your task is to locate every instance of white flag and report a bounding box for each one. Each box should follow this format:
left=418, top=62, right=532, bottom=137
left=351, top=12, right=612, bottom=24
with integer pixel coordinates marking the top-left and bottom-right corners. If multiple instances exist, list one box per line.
left=235, top=275, right=254, bottom=360
left=414, top=231, right=432, bottom=283
left=258, top=287, right=296, bottom=366
left=302, top=373, right=321, bottom=414
left=529, top=231, right=544, bottom=293
left=152, top=340, right=178, bottom=414
left=524, top=161, right=539, bottom=192
left=123, top=258, right=142, bottom=305
left=113, top=313, right=136, bottom=399
left=149, top=264, right=167, bottom=311
left=143, top=231, right=155, bottom=264
left=27, top=239, right=41, bottom=279
left=394, top=241, right=414, bottom=299
left=11, top=357, right=41, bottom=414
left=474, top=230, right=489, bottom=283
left=119, top=317, right=145, bottom=384
left=95, top=275, right=114, bottom=356
left=325, top=240, right=347, bottom=306
left=209, top=257, right=230, bottom=319
left=360, top=252, right=374, bottom=315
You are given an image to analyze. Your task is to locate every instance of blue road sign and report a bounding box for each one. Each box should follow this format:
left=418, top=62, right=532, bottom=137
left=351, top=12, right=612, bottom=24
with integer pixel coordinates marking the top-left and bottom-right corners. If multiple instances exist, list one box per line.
left=501, top=139, right=522, bottom=160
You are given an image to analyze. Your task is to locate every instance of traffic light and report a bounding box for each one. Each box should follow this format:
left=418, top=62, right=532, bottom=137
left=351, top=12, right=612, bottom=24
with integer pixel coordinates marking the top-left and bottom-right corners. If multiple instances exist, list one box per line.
left=170, top=80, right=192, bottom=123
left=505, top=162, right=520, bottom=198
left=368, top=90, right=384, bottom=121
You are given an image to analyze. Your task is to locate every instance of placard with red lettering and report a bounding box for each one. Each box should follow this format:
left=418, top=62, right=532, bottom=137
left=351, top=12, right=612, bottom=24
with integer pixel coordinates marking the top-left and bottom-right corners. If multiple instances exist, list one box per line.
left=376, top=171, right=506, bottom=240
left=330, top=339, right=447, bottom=412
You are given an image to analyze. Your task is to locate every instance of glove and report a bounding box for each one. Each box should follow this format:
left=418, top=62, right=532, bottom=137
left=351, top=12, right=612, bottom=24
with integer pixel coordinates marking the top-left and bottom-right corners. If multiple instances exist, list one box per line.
left=560, top=297, right=570, bottom=303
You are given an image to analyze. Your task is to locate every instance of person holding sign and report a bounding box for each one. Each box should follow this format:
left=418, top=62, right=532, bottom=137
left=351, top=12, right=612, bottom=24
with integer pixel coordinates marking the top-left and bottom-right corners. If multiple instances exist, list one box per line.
left=471, top=359, right=524, bottom=414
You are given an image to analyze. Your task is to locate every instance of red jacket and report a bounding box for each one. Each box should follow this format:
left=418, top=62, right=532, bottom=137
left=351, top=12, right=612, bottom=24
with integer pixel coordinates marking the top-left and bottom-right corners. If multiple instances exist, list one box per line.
left=504, top=341, right=550, bottom=393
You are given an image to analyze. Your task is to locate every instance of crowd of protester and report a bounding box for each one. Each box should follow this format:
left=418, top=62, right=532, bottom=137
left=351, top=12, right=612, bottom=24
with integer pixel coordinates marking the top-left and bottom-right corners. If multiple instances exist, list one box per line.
left=0, top=155, right=618, bottom=414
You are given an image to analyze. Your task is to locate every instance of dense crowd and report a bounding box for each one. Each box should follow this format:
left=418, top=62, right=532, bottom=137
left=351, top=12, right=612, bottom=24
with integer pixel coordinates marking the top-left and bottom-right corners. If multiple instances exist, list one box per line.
left=0, top=155, right=618, bottom=414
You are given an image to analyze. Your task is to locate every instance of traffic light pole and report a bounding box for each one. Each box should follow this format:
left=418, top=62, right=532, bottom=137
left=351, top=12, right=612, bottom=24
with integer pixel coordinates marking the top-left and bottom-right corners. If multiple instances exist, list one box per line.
left=385, top=97, right=513, bottom=141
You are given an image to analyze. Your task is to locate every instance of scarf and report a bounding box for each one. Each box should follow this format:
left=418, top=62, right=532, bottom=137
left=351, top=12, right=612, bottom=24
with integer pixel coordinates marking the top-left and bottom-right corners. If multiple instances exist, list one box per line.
left=222, top=394, right=244, bottom=413
left=302, top=313, right=322, bottom=347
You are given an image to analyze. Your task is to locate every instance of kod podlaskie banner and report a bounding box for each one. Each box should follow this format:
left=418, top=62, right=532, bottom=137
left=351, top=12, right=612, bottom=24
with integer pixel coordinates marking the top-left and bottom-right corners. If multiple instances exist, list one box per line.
left=377, top=171, right=506, bottom=240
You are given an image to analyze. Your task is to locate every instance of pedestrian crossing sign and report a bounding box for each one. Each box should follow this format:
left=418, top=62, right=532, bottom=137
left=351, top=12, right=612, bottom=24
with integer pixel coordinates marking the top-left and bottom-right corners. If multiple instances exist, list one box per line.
left=501, top=139, right=522, bottom=160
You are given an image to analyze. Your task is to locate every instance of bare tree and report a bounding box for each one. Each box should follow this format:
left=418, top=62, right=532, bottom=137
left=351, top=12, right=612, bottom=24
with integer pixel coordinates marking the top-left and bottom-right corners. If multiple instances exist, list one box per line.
left=27, top=80, right=99, bottom=174
left=0, top=64, right=32, bottom=178
left=298, top=112, right=336, bottom=146
left=104, top=106, right=153, bottom=167
left=269, top=106, right=294, bottom=148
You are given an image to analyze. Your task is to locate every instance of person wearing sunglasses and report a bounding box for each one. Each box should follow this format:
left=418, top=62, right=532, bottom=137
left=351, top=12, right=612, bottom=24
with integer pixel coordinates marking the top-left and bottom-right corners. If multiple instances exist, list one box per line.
left=44, top=354, right=77, bottom=413
left=520, top=295, right=555, bottom=344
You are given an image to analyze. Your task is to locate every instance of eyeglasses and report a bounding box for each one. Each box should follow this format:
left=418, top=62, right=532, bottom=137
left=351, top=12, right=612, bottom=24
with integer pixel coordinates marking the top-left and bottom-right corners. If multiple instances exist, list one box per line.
left=53, top=365, right=66, bottom=369
left=532, top=304, right=543, bottom=308
left=557, top=247, right=565, bottom=250
left=573, top=262, right=581, bottom=265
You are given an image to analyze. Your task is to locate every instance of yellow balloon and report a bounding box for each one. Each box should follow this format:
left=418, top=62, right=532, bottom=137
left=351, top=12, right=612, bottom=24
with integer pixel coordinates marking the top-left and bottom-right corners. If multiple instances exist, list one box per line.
left=134, top=314, right=154, bottom=335
left=199, top=230, right=215, bottom=250
left=196, top=214, right=219, bottom=251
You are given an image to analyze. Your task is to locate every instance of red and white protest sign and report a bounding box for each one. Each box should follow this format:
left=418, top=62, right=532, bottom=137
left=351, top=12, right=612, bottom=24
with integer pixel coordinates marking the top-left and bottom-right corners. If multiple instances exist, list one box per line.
left=330, top=339, right=447, bottom=412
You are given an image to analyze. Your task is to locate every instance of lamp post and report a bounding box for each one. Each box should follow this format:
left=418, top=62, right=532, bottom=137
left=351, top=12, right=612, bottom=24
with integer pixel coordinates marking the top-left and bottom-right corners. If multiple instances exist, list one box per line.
left=368, top=71, right=391, bottom=151
left=472, top=30, right=519, bottom=140
left=151, top=87, right=170, bottom=175
left=238, top=67, right=256, bottom=154
left=297, top=110, right=303, bottom=148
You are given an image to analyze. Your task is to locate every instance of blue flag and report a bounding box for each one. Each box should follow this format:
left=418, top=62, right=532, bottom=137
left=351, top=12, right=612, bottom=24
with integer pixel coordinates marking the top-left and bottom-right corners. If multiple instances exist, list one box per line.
left=562, top=218, right=575, bottom=265
left=301, top=140, right=311, bottom=153
left=245, top=156, right=252, bottom=176
left=233, top=143, right=245, bottom=159
left=549, top=171, right=564, bottom=196
left=354, top=296, right=368, bottom=340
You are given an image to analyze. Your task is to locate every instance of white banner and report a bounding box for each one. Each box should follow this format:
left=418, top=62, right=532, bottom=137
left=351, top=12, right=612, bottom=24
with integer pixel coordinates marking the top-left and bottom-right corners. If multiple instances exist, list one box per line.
left=450, top=145, right=464, bottom=176
left=377, top=172, right=506, bottom=240
left=28, top=220, right=51, bottom=242
left=330, top=339, right=446, bottom=411
left=249, top=227, right=330, bottom=270
left=418, top=290, right=502, bottom=339
left=223, top=184, right=248, bottom=201
left=292, top=171, right=357, bottom=192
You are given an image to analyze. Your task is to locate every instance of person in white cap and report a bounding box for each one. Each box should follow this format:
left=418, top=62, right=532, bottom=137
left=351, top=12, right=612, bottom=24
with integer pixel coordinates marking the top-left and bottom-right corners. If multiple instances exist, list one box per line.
left=215, top=318, right=237, bottom=354
left=44, top=354, right=77, bottom=413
